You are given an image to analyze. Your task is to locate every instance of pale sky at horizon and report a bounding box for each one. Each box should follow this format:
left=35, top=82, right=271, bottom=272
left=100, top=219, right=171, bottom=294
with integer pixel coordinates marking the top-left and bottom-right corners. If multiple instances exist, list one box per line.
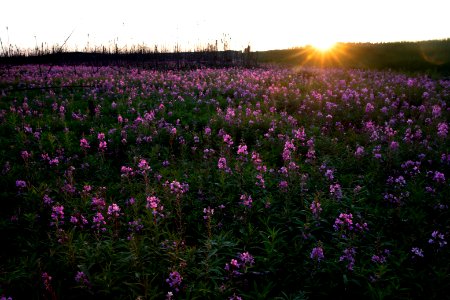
left=2, top=0, right=450, bottom=52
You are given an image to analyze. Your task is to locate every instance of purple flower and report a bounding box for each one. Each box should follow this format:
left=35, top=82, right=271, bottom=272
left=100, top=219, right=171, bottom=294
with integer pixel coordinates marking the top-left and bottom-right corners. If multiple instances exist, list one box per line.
left=166, top=271, right=183, bottom=292
left=354, top=146, right=365, bottom=158
left=239, top=251, right=255, bottom=266
left=16, top=180, right=26, bottom=189
left=75, top=271, right=90, bottom=287
left=429, top=230, right=447, bottom=248
left=138, top=159, right=151, bottom=171
left=43, top=194, right=53, bottom=206
left=437, top=122, right=448, bottom=138
left=411, top=247, right=424, bottom=258
left=98, top=140, right=107, bottom=152
left=146, top=196, right=160, bottom=210
left=168, top=180, right=189, bottom=195
left=97, top=132, right=105, bottom=141
left=223, top=134, right=234, bottom=146
left=80, top=138, right=90, bottom=149
left=365, top=102, right=375, bottom=113
left=340, top=248, right=356, bottom=271
left=92, top=212, right=106, bottom=232
left=240, top=194, right=253, bottom=208
left=237, top=144, right=248, bottom=156
left=42, top=272, right=53, bottom=291
left=310, top=246, right=325, bottom=261
left=334, top=213, right=353, bottom=231
left=91, top=197, right=106, bottom=210
left=51, top=205, right=64, bottom=226
left=310, top=199, right=322, bottom=219
left=324, top=169, right=334, bottom=181
left=371, top=255, right=386, bottom=264
left=329, top=183, right=343, bottom=200
left=433, top=171, right=446, bottom=183
left=107, top=203, right=121, bottom=218
left=218, top=157, right=228, bottom=170
left=203, top=206, right=214, bottom=220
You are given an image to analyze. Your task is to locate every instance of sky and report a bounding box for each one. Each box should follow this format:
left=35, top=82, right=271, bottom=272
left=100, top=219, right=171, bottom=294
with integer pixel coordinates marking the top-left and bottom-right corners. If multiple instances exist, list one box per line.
left=1, top=0, right=450, bottom=52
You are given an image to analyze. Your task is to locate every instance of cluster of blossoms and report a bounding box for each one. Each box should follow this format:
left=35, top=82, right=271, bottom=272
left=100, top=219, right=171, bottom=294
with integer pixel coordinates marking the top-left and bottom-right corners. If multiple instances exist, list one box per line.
left=371, top=249, right=390, bottom=264
left=16, top=180, right=26, bottom=189
left=282, top=139, right=296, bottom=162
left=237, top=144, right=248, bottom=157
left=70, top=213, right=88, bottom=229
left=222, top=133, right=234, bottom=147
left=97, top=132, right=107, bottom=152
left=329, top=183, right=343, bottom=200
left=437, top=122, right=448, bottom=138
left=310, top=246, right=325, bottom=262
left=310, top=199, right=322, bottom=219
left=137, top=159, right=151, bottom=173
left=203, top=206, right=214, bottom=220
left=432, top=171, right=446, bottom=184
left=107, top=203, right=122, bottom=218
left=239, top=194, right=253, bottom=208
left=340, top=247, right=357, bottom=271
left=92, top=212, right=107, bottom=232
left=42, top=272, right=53, bottom=292
left=224, top=252, right=255, bottom=277
left=146, top=196, right=164, bottom=217
left=91, top=196, right=106, bottom=210
left=167, top=180, right=189, bottom=195
left=166, top=271, right=183, bottom=293
left=43, top=194, right=53, bottom=206
left=333, top=213, right=368, bottom=237
left=217, top=157, right=231, bottom=173
left=120, top=166, right=135, bottom=177
left=80, top=138, right=90, bottom=150
left=411, top=247, right=424, bottom=258
left=428, top=230, right=447, bottom=248
left=74, top=271, right=90, bottom=288
left=50, top=205, right=65, bottom=226
left=354, top=146, right=365, bottom=158
left=127, top=219, right=144, bottom=240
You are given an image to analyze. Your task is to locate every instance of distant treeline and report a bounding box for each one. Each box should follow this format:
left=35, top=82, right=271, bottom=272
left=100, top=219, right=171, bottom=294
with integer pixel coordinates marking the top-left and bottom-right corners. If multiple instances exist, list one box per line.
left=0, top=49, right=257, bottom=69
left=257, top=39, right=450, bottom=74
left=1, top=39, right=450, bottom=74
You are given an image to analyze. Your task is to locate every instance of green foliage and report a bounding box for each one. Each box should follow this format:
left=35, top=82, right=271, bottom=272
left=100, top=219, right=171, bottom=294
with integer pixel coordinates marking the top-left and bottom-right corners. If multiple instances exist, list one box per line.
left=0, top=65, right=449, bottom=299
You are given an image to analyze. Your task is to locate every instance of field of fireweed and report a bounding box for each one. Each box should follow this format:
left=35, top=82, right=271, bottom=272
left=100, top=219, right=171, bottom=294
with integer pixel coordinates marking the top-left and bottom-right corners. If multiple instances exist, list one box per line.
left=0, top=65, right=449, bottom=299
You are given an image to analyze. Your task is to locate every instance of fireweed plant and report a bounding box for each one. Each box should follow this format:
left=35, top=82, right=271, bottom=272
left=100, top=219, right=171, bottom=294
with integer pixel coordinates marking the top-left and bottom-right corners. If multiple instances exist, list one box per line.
left=0, top=65, right=449, bottom=299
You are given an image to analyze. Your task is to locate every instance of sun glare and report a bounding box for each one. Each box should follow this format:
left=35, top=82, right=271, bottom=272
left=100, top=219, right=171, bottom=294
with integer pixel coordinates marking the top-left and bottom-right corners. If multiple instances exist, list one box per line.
left=312, top=40, right=337, bottom=52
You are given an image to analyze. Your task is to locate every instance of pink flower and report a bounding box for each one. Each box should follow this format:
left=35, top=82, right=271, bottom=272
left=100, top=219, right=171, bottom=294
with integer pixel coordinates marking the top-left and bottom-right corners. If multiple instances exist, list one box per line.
left=237, top=144, right=248, bottom=156
left=51, top=205, right=64, bottom=226
left=80, top=138, right=90, bottom=149
left=223, top=134, right=234, bottom=146
left=97, top=132, right=105, bottom=140
left=146, top=196, right=161, bottom=213
left=354, top=146, right=365, bottom=158
left=107, top=203, right=121, bottom=218
left=98, top=141, right=107, bottom=152
left=240, top=194, right=253, bottom=208
left=138, top=159, right=151, bottom=171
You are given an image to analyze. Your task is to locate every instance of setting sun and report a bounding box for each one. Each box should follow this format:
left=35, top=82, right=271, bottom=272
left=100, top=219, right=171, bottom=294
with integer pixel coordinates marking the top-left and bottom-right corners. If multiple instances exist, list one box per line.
left=311, top=40, right=337, bottom=52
